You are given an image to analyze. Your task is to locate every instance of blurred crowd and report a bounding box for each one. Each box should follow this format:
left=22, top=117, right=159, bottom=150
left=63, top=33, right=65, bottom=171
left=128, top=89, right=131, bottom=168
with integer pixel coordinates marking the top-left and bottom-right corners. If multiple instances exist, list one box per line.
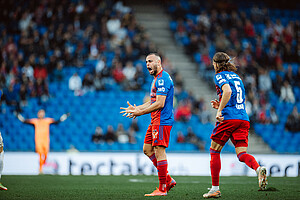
left=0, top=0, right=209, bottom=151
left=0, top=0, right=156, bottom=109
left=167, top=0, right=300, bottom=132
left=91, top=119, right=139, bottom=145
left=0, top=0, right=206, bottom=122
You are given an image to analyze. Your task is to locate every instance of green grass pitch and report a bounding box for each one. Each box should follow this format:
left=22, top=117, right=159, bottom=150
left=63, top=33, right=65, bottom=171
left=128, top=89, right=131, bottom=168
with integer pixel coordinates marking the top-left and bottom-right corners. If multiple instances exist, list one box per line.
left=1, top=175, right=299, bottom=199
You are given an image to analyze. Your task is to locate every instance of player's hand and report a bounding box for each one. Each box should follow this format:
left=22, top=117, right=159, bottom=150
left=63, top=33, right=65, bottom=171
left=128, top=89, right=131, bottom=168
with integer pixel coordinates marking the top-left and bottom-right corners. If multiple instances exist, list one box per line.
left=211, top=99, right=220, bottom=109
left=17, top=113, right=25, bottom=122
left=216, top=110, right=224, bottom=122
left=60, top=114, right=68, bottom=121
left=126, top=104, right=142, bottom=118
left=120, top=101, right=135, bottom=117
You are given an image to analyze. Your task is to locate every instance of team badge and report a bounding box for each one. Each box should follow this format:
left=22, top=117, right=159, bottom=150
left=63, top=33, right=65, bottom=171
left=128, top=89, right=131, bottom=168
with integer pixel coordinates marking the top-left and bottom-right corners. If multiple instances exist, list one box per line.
left=152, top=129, right=158, bottom=139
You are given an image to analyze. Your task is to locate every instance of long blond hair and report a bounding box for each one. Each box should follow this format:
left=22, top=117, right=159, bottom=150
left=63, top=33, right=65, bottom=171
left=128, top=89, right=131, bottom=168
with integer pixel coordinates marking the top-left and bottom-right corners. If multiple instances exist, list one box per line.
left=213, top=52, right=237, bottom=73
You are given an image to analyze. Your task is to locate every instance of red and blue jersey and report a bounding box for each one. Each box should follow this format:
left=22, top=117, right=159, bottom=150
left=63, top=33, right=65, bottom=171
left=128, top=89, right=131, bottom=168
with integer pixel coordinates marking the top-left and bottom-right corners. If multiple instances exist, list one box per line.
left=150, top=70, right=174, bottom=126
left=214, top=71, right=249, bottom=121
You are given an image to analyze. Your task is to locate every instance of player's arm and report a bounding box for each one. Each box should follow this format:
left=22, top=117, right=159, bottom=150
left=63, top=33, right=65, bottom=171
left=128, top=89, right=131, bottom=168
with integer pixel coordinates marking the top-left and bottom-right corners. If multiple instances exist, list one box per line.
left=127, top=95, right=166, bottom=117
left=52, top=113, right=70, bottom=124
left=136, top=100, right=151, bottom=110
left=17, top=113, right=33, bottom=124
left=120, top=101, right=151, bottom=117
left=216, top=84, right=232, bottom=122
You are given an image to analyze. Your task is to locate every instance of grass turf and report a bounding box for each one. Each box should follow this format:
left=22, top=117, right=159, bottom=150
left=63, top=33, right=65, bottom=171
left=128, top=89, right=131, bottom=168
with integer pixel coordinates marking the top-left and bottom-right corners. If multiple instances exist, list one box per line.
left=1, top=175, right=299, bottom=200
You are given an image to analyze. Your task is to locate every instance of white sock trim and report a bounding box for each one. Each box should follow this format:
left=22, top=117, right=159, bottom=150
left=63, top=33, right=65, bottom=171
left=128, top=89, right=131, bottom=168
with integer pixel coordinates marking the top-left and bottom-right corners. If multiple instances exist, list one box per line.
left=0, top=151, right=3, bottom=180
left=256, top=166, right=261, bottom=175
left=212, top=186, right=219, bottom=190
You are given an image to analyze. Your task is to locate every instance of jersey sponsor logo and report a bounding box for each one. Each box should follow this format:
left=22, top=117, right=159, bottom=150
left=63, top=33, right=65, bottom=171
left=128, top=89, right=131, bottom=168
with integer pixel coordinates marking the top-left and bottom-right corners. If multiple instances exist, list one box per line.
left=224, top=73, right=241, bottom=80
left=158, top=79, right=164, bottom=86
left=157, top=87, right=165, bottom=92
left=236, top=104, right=245, bottom=109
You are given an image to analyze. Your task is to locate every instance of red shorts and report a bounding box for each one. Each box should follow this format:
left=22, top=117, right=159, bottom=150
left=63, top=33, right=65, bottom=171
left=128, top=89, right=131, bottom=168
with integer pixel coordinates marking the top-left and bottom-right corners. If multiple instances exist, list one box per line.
left=211, top=120, right=250, bottom=147
left=144, top=125, right=172, bottom=148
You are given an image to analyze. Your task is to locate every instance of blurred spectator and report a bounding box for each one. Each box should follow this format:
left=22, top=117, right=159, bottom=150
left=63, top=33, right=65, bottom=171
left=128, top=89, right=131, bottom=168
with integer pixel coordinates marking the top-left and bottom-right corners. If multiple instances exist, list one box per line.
left=22, top=62, right=34, bottom=81
left=186, top=127, right=205, bottom=151
left=128, top=127, right=137, bottom=144
left=105, top=125, right=117, bottom=143
left=93, top=73, right=105, bottom=91
left=284, top=65, right=295, bottom=86
left=82, top=73, right=94, bottom=92
left=269, top=107, right=279, bottom=124
left=34, top=78, right=49, bottom=104
left=280, top=81, right=295, bottom=103
left=175, top=100, right=192, bottom=122
left=123, top=61, right=136, bottom=81
left=95, top=57, right=106, bottom=74
left=285, top=106, right=300, bottom=133
left=112, top=61, right=125, bottom=84
left=52, top=62, right=64, bottom=83
left=272, top=74, right=283, bottom=96
left=123, top=61, right=136, bottom=90
left=69, top=72, right=82, bottom=92
left=106, top=15, right=121, bottom=35
left=198, top=104, right=211, bottom=124
left=19, top=84, right=28, bottom=107
left=34, top=56, right=48, bottom=80
left=130, top=119, right=140, bottom=132
left=293, top=68, right=300, bottom=88
left=3, top=84, right=20, bottom=112
left=116, top=123, right=129, bottom=144
left=92, top=126, right=105, bottom=144
left=258, top=69, right=272, bottom=92
left=257, top=104, right=269, bottom=124
left=176, top=131, right=185, bottom=143
left=133, top=63, right=145, bottom=90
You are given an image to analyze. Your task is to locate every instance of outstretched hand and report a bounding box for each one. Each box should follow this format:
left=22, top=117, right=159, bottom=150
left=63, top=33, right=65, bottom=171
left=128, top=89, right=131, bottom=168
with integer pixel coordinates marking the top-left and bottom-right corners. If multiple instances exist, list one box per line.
left=120, top=101, right=137, bottom=119
left=211, top=99, right=220, bottom=109
left=60, top=113, right=70, bottom=122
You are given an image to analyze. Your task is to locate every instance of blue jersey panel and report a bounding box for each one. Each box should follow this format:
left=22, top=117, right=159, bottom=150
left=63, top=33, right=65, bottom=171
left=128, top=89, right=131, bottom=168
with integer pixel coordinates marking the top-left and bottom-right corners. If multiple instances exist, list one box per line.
left=214, top=71, right=249, bottom=121
left=155, top=71, right=174, bottom=125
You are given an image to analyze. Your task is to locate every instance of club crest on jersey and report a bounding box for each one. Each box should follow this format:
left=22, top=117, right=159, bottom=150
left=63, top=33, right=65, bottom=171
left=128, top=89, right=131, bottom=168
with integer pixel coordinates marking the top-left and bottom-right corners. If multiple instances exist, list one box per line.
left=158, top=79, right=164, bottom=86
left=152, top=129, right=158, bottom=139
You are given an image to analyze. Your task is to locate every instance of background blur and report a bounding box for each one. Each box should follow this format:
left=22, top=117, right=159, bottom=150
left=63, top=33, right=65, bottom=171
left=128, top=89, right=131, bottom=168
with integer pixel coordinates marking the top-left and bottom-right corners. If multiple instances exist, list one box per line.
left=0, top=0, right=299, bottom=175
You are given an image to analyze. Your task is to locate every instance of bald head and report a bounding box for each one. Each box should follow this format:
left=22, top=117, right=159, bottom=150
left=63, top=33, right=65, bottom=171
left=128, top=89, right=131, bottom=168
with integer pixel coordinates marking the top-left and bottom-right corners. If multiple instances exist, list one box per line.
left=146, top=53, right=162, bottom=76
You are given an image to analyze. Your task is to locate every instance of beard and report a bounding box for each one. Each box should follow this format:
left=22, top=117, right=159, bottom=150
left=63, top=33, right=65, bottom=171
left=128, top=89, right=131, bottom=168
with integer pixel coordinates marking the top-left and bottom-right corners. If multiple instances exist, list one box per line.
left=148, top=64, right=158, bottom=76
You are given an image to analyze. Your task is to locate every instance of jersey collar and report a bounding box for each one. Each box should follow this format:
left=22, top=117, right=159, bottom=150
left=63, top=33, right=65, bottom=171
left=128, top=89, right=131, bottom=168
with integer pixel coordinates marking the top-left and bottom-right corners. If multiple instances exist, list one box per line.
left=155, top=69, right=163, bottom=78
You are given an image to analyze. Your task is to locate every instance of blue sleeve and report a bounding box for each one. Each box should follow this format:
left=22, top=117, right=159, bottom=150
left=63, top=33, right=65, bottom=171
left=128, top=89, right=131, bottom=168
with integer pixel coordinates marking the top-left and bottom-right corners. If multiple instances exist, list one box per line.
left=0, top=90, right=2, bottom=97
left=156, top=77, right=170, bottom=96
left=214, top=73, right=228, bottom=88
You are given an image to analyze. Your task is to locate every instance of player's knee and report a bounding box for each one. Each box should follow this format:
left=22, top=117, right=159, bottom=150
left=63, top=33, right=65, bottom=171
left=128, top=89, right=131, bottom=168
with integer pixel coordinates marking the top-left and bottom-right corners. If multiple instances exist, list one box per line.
left=143, top=147, right=153, bottom=156
left=0, top=146, right=3, bottom=153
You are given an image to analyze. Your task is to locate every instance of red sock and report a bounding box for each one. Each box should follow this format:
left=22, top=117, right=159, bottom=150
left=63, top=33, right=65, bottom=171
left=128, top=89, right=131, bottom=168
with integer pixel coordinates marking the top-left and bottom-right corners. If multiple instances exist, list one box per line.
left=149, top=154, right=171, bottom=182
left=210, top=148, right=221, bottom=186
left=237, top=152, right=259, bottom=170
left=157, top=160, right=168, bottom=192
left=149, top=153, right=157, bottom=168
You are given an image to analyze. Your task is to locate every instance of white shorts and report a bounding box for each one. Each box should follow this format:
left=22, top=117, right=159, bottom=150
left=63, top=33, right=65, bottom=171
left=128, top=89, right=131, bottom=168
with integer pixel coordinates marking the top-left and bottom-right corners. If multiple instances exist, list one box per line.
left=0, top=132, right=3, bottom=148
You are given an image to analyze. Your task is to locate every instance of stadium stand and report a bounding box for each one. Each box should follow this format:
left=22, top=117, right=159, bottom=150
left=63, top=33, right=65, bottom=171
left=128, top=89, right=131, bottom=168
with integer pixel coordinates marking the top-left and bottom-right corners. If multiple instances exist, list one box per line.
left=167, top=0, right=300, bottom=153
left=0, top=0, right=225, bottom=153
left=0, top=0, right=299, bottom=153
